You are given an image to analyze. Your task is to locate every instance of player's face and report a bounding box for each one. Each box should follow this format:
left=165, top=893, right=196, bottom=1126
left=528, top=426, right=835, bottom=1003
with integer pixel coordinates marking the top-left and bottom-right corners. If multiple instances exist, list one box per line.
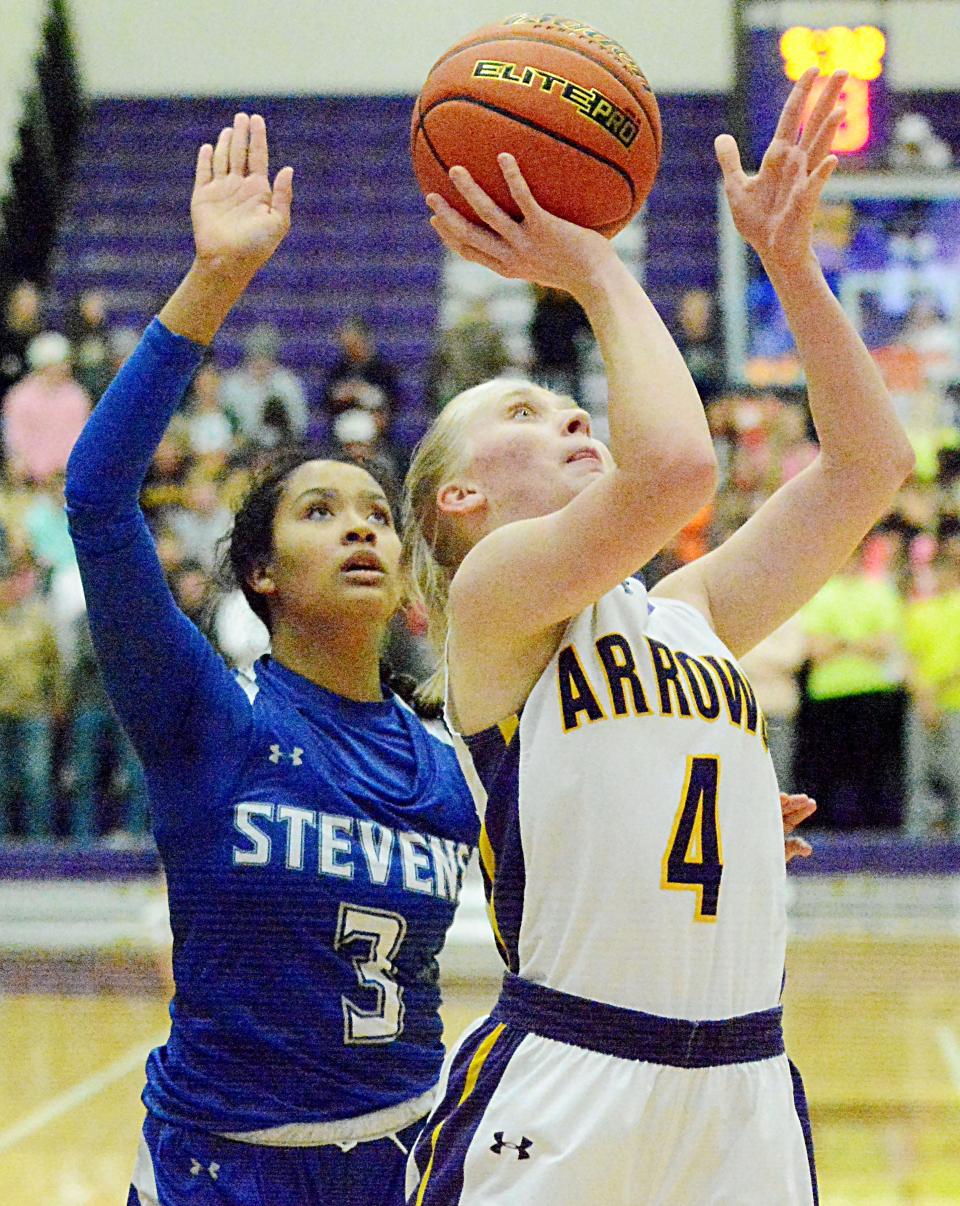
left=267, top=460, right=402, bottom=623
left=463, top=386, right=612, bottom=528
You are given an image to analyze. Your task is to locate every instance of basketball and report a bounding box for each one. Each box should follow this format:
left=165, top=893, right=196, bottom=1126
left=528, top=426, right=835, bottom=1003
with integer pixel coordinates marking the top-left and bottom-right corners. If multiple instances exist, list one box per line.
left=411, top=14, right=662, bottom=237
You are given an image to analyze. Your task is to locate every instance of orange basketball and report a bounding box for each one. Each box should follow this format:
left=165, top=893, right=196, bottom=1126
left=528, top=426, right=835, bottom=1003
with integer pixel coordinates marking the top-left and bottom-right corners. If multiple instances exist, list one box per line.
left=411, top=14, right=661, bottom=238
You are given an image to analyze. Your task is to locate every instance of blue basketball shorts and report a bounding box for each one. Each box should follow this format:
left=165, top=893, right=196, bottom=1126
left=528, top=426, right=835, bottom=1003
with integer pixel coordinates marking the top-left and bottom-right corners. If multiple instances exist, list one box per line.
left=407, top=974, right=818, bottom=1206
left=129, top=1109, right=425, bottom=1205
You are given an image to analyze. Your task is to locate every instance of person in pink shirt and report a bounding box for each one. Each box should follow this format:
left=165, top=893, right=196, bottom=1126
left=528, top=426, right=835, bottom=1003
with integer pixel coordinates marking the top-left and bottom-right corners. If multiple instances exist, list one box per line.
left=2, top=331, right=91, bottom=484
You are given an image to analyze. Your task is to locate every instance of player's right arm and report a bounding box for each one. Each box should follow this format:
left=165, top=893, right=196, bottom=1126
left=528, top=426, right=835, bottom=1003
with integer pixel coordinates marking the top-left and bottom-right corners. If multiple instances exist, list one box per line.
left=428, top=157, right=717, bottom=639
left=652, top=71, right=914, bottom=657
left=65, top=114, right=293, bottom=770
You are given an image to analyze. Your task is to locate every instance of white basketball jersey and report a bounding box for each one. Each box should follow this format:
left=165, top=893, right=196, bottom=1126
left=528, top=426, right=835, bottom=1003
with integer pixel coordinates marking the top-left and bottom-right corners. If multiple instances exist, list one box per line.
left=449, top=578, right=787, bottom=1021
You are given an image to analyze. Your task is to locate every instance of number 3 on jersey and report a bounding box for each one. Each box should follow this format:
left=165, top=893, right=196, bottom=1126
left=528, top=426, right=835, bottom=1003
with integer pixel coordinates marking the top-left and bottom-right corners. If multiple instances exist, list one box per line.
left=661, top=755, right=723, bottom=922
left=335, top=903, right=407, bottom=1044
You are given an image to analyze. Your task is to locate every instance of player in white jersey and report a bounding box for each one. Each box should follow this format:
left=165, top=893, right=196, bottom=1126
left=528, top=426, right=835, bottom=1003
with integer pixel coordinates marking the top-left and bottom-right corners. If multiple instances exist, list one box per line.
left=401, top=68, right=914, bottom=1205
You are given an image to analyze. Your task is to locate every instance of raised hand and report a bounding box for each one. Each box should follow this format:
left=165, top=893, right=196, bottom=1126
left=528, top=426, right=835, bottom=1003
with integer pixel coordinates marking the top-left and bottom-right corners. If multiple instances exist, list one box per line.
left=424, top=154, right=617, bottom=299
left=158, top=114, right=294, bottom=345
left=781, top=791, right=816, bottom=862
left=191, top=112, right=293, bottom=280
left=715, top=68, right=846, bottom=273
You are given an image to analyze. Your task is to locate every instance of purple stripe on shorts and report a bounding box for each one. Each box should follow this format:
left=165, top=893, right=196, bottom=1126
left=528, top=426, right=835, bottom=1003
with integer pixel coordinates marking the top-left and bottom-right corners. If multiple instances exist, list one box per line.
left=414, top=1023, right=526, bottom=1206
left=789, top=1058, right=819, bottom=1205
left=408, top=1017, right=502, bottom=1185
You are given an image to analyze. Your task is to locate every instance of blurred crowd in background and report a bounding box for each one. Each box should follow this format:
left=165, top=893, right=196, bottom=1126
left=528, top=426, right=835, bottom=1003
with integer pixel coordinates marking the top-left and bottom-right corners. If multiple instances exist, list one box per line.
left=1, top=271, right=959, bottom=847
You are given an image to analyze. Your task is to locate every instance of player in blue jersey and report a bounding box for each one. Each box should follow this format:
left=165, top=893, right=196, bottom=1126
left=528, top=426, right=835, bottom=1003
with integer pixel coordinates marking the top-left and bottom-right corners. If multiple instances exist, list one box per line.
left=402, top=71, right=913, bottom=1203
left=63, top=113, right=478, bottom=1205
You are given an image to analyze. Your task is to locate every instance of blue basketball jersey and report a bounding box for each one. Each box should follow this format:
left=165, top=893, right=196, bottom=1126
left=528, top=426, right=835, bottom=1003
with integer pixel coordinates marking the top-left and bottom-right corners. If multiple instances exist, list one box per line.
left=65, top=319, right=478, bottom=1139
left=145, top=657, right=476, bottom=1134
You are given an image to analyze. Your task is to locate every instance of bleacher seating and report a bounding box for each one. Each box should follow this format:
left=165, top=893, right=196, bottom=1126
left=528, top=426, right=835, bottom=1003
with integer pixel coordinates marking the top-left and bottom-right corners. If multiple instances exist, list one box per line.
left=46, top=94, right=726, bottom=445
left=47, top=95, right=443, bottom=446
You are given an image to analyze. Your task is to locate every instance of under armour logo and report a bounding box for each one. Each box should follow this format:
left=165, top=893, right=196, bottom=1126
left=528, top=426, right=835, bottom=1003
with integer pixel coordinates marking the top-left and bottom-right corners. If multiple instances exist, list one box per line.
left=269, top=744, right=303, bottom=765
left=490, top=1132, right=533, bottom=1159
left=189, top=1158, right=220, bottom=1180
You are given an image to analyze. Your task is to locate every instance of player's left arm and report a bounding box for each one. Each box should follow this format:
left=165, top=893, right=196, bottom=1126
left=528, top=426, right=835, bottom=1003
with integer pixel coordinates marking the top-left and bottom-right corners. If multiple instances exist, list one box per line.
left=653, top=69, right=914, bottom=657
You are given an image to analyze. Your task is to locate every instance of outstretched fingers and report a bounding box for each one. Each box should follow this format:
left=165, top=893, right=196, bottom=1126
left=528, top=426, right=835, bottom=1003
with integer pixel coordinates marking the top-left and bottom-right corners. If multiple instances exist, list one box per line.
left=194, top=143, right=213, bottom=190
left=448, top=165, right=520, bottom=241
left=248, top=113, right=269, bottom=179
left=425, top=192, right=510, bottom=264
left=780, top=792, right=817, bottom=834
left=430, top=216, right=511, bottom=274
left=714, top=133, right=745, bottom=187
left=795, top=153, right=839, bottom=221
left=774, top=67, right=819, bottom=144
left=212, top=126, right=232, bottom=177
left=498, top=153, right=541, bottom=221
left=800, top=72, right=848, bottom=154
left=228, top=112, right=250, bottom=176
left=805, top=105, right=846, bottom=171
left=271, top=164, right=294, bottom=225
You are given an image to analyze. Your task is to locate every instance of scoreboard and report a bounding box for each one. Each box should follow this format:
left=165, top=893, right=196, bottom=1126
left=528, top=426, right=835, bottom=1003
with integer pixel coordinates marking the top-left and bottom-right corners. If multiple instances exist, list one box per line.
left=745, top=17, right=889, bottom=166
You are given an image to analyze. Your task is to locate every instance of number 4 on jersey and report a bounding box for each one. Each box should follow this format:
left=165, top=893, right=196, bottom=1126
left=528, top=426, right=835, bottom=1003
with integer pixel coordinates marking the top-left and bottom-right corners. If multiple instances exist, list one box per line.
left=661, top=755, right=723, bottom=922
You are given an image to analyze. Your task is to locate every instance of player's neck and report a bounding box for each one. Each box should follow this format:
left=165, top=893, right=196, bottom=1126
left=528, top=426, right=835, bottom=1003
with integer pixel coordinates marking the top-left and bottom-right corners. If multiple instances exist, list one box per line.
left=270, top=620, right=386, bottom=703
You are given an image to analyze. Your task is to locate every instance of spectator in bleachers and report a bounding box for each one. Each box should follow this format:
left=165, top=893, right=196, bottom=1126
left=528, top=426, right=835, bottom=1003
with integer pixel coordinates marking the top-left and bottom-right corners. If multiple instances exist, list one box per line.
left=167, top=467, right=233, bottom=573
left=0, top=554, right=60, bottom=840
left=324, top=315, right=402, bottom=434
left=675, top=287, right=726, bottom=405
left=0, top=280, right=43, bottom=398
left=903, top=539, right=960, bottom=837
left=2, top=332, right=90, bottom=485
left=154, top=528, right=188, bottom=578
left=63, top=611, right=149, bottom=846
left=169, top=557, right=211, bottom=629
left=426, top=299, right=512, bottom=410
left=141, top=422, right=191, bottom=527
left=107, top=326, right=141, bottom=375
left=65, top=288, right=114, bottom=402
left=385, top=605, right=435, bottom=687
left=24, top=472, right=76, bottom=582
left=222, top=323, right=308, bottom=447
left=529, top=284, right=591, bottom=399
left=796, top=542, right=908, bottom=830
left=739, top=615, right=808, bottom=792
left=937, top=443, right=960, bottom=511
left=331, top=407, right=402, bottom=504
left=0, top=460, right=35, bottom=556
left=182, top=360, right=235, bottom=459
left=901, top=295, right=960, bottom=392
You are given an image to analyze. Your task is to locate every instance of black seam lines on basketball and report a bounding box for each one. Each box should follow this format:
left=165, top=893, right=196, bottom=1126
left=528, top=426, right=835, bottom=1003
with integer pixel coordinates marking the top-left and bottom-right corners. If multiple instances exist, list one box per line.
left=416, top=102, right=455, bottom=184
left=413, top=90, right=454, bottom=195
left=418, top=95, right=636, bottom=220
left=425, top=32, right=661, bottom=157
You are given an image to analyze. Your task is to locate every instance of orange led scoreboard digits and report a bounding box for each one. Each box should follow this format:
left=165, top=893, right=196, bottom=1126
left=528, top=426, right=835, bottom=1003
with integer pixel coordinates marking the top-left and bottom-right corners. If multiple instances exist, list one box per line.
left=779, top=25, right=887, bottom=153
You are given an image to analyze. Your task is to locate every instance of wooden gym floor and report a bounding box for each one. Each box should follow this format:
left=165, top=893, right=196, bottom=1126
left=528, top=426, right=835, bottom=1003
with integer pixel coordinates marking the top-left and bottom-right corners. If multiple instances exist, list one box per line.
left=0, top=936, right=958, bottom=1204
